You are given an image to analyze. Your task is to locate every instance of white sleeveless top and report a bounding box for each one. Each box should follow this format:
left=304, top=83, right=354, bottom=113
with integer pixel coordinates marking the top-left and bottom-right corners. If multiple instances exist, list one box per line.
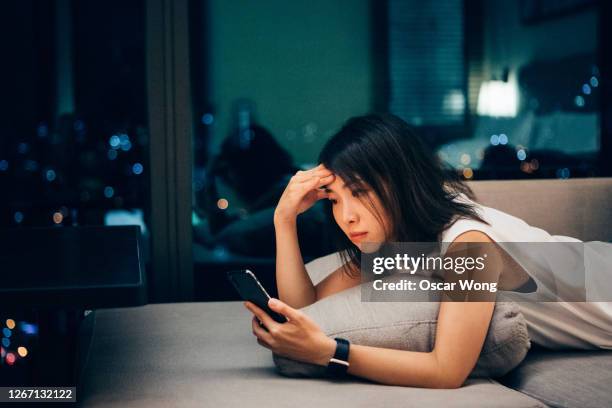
left=439, top=194, right=612, bottom=350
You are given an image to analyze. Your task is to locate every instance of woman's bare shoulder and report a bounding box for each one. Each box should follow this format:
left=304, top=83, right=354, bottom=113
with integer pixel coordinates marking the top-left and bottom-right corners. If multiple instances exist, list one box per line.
left=451, top=229, right=495, bottom=244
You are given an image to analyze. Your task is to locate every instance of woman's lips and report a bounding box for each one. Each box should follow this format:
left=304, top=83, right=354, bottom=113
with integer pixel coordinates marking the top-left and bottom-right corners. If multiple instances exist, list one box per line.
left=349, top=232, right=368, bottom=241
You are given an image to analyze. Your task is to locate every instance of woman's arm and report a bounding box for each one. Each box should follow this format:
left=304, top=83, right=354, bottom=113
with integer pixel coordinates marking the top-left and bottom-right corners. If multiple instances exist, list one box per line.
left=346, top=300, right=495, bottom=388
left=274, top=219, right=317, bottom=308
left=274, top=165, right=335, bottom=308
left=313, top=262, right=361, bottom=301
left=247, top=298, right=495, bottom=388
left=347, top=230, right=501, bottom=387
left=247, top=230, right=502, bottom=388
left=275, top=219, right=361, bottom=307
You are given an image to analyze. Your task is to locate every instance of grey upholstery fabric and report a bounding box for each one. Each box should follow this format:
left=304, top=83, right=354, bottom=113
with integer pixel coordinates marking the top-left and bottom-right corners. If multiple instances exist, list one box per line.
left=79, top=178, right=612, bottom=407
left=79, top=302, right=545, bottom=408
left=468, top=178, right=612, bottom=242
left=499, top=346, right=612, bottom=408
left=273, top=281, right=530, bottom=379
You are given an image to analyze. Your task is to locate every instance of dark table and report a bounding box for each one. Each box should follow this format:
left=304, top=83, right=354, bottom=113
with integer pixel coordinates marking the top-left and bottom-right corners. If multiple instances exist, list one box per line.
left=0, top=225, right=146, bottom=308
left=0, top=225, right=147, bottom=391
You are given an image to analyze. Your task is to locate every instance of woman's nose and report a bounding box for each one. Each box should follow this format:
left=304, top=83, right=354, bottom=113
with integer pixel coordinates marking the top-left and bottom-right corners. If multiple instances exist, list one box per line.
left=342, top=203, right=358, bottom=225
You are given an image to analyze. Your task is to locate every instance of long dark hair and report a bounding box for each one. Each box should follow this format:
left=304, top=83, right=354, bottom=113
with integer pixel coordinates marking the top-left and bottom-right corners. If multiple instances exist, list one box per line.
left=318, top=113, right=486, bottom=277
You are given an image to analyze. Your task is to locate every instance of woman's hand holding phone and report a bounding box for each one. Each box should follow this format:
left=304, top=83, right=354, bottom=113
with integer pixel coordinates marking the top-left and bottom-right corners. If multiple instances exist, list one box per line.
left=273, top=164, right=334, bottom=224
left=244, top=298, right=336, bottom=366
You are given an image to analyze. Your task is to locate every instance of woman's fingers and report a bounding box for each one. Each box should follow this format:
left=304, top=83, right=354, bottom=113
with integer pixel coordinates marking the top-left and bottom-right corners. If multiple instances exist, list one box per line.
left=257, top=338, right=272, bottom=350
left=293, top=168, right=333, bottom=183
left=268, top=298, right=305, bottom=324
left=316, top=189, right=329, bottom=200
left=245, top=301, right=278, bottom=332
left=298, top=174, right=334, bottom=190
left=317, top=174, right=334, bottom=187
left=301, top=175, right=333, bottom=203
left=276, top=165, right=335, bottom=219
left=252, top=316, right=274, bottom=345
left=315, top=163, right=331, bottom=172
left=294, top=174, right=332, bottom=185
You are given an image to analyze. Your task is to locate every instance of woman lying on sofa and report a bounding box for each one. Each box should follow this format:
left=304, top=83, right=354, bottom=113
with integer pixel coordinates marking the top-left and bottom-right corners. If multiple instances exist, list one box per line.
left=243, top=113, right=612, bottom=388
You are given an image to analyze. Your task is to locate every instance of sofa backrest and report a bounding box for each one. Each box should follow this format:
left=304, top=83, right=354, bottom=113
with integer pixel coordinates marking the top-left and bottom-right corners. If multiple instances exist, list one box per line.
left=468, top=178, right=612, bottom=242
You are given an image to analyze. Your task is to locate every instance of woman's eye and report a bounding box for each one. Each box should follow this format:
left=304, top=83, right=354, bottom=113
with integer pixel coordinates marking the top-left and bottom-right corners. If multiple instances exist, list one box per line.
left=351, top=189, right=366, bottom=197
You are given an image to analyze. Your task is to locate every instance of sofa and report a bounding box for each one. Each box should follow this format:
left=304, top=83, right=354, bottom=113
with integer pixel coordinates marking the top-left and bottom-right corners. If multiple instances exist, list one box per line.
left=78, top=178, right=612, bottom=407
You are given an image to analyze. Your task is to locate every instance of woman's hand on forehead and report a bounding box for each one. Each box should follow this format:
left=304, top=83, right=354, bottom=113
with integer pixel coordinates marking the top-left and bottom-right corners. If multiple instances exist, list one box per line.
left=292, top=164, right=334, bottom=184
left=309, top=164, right=337, bottom=189
left=275, top=164, right=336, bottom=221
left=311, top=163, right=333, bottom=175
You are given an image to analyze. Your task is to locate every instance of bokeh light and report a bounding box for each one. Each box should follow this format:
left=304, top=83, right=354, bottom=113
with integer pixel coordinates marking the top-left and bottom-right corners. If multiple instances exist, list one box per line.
left=582, top=84, right=591, bottom=95
left=45, top=169, right=57, bottom=182
left=17, top=142, right=29, bottom=154
left=109, top=135, right=121, bottom=148
left=217, top=198, right=229, bottom=210
left=521, top=162, right=531, bottom=173
left=14, top=211, right=24, bottom=224
left=132, top=163, right=144, bottom=175
left=201, top=113, right=214, bottom=125
left=37, top=123, right=49, bottom=138
left=17, top=347, right=28, bottom=358
left=6, top=319, right=15, bottom=330
left=556, top=168, right=571, bottom=179
left=119, top=134, right=132, bottom=151
left=53, top=212, right=64, bottom=224
left=19, top=322, right=38, bottom=335
left=104, top=186, right=115, bottom=198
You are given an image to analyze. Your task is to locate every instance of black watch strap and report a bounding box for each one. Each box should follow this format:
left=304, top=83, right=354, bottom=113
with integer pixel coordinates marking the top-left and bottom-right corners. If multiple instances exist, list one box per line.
left=326, top=338, right=350, bottom=378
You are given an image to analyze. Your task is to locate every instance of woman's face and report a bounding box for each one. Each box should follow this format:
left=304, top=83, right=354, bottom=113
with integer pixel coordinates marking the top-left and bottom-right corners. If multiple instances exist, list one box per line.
left=323, top=173, right=391, bottom=250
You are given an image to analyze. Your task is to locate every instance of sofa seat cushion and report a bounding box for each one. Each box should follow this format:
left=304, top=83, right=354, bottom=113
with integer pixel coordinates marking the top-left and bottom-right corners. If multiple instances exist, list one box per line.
left=79, top=302, right=544, bottom=407
left=499, top=345, right=612, bottom=408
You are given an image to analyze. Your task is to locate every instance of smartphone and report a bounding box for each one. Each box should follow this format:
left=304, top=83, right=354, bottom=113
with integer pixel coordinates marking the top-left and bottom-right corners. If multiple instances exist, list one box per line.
left=227, top=269, right=287, bottom=323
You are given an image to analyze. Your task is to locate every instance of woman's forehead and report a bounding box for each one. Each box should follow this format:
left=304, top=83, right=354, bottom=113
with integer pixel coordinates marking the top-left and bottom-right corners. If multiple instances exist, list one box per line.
left=323, top=173, right=366, bottom=192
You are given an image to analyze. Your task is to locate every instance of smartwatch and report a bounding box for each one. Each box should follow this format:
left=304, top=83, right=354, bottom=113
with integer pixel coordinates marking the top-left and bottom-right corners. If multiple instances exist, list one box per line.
left=326, top=338, right=350, bottom=378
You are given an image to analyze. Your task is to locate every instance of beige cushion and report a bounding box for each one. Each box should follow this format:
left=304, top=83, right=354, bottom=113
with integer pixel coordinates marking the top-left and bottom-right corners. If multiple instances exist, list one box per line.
left=468, top=178, right=612, bottom=242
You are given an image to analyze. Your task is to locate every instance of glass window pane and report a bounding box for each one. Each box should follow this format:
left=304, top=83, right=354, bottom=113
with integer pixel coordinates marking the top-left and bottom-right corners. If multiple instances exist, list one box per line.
left=1, top=0, right=149, bottom=229
left=189, top=0, right=608, bottom=302
left=1, top=0, right=149, bottom=386
left=190, top=0, right=379, bottom=300
left=434, top=0, right=602, bottom=180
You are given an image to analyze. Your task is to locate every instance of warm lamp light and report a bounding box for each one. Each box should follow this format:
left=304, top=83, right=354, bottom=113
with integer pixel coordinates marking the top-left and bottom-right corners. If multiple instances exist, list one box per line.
left=477, top=80, right=518, bottom=117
